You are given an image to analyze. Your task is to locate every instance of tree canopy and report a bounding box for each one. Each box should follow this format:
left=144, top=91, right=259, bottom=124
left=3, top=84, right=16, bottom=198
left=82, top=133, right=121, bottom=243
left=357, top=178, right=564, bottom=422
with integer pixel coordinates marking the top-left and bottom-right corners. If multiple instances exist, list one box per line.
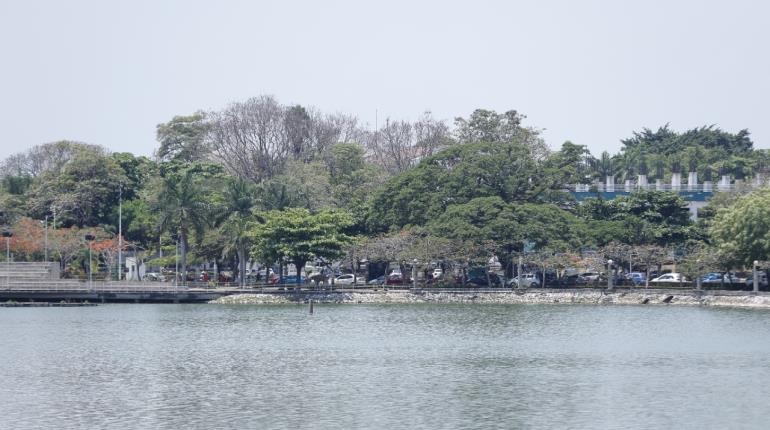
left=711, top=188, right=770, bottom=266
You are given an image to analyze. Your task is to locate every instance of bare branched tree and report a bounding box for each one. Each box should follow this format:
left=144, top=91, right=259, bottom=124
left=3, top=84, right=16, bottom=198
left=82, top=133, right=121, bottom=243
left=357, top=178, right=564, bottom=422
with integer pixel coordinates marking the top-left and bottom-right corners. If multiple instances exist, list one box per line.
left=307, top=111, right=363, bottom=160
left=367, top=118, right=416, bottom=175
left=207, top=95, right=289, bottom=183
left=1, top=141, right=106, bottom=178
left=413, top=111, right=452, bottom=159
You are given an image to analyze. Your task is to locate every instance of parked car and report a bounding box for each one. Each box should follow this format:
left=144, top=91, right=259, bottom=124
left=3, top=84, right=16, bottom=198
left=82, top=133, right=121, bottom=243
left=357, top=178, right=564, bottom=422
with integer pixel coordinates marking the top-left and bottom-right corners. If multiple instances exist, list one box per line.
left=700, top=272, right=723, bottom=283
left=386, top=273, right=410, bottom=285
left=745, top=271, right=769, bottom=288
left=143, top=272, right=166, bottom=282
left=334, top=273, right=365, bottom=286
left=432, top=268, right=443, bottom=279
left=626, top=272, right=647, bottom=285
left=466, top=273, right=503, bottom=287
left=556, top=274, right=584, bottom=286
left=271, top=275, right=307, bottom=285
left=651, top=273, right=686, bottom=283
left=701, top=272, right=744, bottom=285
left=508, top=273, right=540, bottom=288
left=367, top=275, right=386, bottom=285
left=578, top=272, right=601, bottom=283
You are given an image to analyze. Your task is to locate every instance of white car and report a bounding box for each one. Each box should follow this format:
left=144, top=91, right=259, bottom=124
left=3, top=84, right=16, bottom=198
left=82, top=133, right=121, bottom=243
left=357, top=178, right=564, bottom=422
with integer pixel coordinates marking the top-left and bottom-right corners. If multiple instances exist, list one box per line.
left=651, top=273, right=686, bottom=283
left=745, top=272, right=769, bottom=288
left=334, top=274, right=364, bottom=286
left=432, top=268, right=443, bottom=279
left=578, top=272, right=601, bottom=282
left=509, top=273, right=540, bottom=288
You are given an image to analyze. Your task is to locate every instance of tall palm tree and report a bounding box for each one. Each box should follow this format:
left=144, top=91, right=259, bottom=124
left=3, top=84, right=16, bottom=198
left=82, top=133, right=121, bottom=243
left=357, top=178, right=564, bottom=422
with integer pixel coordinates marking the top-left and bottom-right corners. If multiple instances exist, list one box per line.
left=220, top=178, right=259, bottom=287
left=221, top=214, right=253, bottom=287
left=157, top=170, right=209, bottom=285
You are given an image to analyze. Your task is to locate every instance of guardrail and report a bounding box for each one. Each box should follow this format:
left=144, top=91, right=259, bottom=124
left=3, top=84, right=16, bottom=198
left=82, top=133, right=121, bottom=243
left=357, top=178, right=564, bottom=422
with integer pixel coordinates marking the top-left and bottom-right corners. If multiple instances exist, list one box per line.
left=567, top=183, right=764, bottom=193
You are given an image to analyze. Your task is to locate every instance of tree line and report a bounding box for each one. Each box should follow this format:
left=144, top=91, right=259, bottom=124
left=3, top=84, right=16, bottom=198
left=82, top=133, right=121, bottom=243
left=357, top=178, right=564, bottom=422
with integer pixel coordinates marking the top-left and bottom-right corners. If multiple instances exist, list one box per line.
left=1, top=95, right=768, bottom=284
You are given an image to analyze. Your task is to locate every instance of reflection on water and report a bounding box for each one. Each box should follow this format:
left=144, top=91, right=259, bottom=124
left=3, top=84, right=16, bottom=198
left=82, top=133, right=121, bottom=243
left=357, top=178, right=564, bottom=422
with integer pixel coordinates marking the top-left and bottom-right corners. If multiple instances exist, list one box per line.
left=2, top=304, right=770, bottom=429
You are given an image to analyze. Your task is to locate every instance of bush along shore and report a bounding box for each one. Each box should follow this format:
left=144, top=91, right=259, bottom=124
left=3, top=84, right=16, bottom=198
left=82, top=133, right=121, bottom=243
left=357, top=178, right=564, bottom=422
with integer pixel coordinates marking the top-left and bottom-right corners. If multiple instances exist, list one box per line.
left=211, top=290, right=770, bottom=309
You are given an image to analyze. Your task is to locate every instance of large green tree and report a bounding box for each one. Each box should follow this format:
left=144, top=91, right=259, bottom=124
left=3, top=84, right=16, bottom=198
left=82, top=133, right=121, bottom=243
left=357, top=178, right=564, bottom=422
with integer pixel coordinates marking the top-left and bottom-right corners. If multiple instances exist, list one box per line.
left=26, top=149, right=128, bottom=226
left=578, top=191, right=694, bottom=247
left=156, top=113, right=211, bottom=162
left=366, top=141, right=561, bottom=231
left=250, top=208, right=354, bottom=285
left=429, top=196, right=584, bottom=277
left=711, top=188, right=770, bottom=266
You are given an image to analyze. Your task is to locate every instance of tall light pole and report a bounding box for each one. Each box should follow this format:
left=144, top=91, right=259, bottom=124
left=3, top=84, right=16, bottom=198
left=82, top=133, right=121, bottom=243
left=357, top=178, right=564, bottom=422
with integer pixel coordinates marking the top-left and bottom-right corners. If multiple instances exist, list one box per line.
left=43, top=216, right=49, bottom=262
left=85, top=234, right=95, bottom=290
left=3, top=231, right=12, bottom=289
left=172, top=234, right=179, bottom=289
left=696, top=259, right=702, bottom=291
left=607, top=259, right=614, bottom=290
left=753, top=260, right=759, bottom=294
left=117, top=184, right=122, bottom=281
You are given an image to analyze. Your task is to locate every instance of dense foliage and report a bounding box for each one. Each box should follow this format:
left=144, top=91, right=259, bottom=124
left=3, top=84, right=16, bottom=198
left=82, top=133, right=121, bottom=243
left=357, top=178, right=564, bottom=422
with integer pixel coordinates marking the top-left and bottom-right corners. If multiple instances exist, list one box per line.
left=1, top=95, right=767, bottom=280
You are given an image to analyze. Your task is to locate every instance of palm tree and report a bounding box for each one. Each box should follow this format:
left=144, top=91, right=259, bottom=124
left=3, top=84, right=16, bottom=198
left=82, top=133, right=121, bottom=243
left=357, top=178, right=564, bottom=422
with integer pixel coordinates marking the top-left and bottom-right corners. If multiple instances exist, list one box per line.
left=220, top=178, right=259, bottom=287
left=221, top=214, right=253, bottom=287
left=157, top=170, right=209, bottom=285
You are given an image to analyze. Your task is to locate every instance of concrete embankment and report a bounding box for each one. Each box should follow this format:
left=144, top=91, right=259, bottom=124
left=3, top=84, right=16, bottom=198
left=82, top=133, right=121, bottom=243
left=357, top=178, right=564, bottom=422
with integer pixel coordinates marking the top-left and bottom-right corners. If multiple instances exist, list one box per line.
left=212, top=290, right=770, bottom=309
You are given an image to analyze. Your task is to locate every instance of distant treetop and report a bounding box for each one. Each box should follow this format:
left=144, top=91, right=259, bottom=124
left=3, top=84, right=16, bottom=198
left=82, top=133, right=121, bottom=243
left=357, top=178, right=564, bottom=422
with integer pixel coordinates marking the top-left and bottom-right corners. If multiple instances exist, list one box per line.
left=621, top=124, right=753, bottom=156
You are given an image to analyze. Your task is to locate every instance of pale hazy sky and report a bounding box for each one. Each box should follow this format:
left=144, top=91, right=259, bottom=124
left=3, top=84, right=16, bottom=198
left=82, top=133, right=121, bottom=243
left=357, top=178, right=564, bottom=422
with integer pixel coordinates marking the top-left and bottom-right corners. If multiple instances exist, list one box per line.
left=1, top=0, right=768, bottom=161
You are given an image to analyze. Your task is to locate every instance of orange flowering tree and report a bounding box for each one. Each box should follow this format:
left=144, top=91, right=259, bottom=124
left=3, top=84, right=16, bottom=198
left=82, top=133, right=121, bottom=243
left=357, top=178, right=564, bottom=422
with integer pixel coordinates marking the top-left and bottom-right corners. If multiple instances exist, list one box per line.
left=91, top=235, right=126, bottom=280
left=4, top=217, right=45, bottom=261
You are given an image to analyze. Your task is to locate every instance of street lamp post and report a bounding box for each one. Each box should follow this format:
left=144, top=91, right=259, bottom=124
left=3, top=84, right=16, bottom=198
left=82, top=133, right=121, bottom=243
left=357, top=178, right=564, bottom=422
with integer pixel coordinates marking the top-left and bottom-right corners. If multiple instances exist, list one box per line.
left=172, top=234, right=179, bottom=290
left=412, top=258, right=418, bottom=290
left=43, top=216, right=49, bottom=262
left=607, top=259, right=614, bottom=290
left=85, top=234, right=95, bottom=290
left=753, top=260, right=759, bottom=294
left=696, top=259, right=702, bottom=291
left=3, top=231, right=12, bottom=289
left=118, top=184, right=122, bottom=281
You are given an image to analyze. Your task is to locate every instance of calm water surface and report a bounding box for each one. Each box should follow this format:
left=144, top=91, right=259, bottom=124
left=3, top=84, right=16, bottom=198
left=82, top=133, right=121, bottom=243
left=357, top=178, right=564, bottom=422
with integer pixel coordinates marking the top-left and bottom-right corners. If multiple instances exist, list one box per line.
left=2, top=303, right=770, bottom=429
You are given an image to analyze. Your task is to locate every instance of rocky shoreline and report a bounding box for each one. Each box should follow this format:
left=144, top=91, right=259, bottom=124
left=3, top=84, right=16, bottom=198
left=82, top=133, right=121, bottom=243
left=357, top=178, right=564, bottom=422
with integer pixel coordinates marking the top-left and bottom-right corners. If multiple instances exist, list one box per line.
left=211, top=290, right=770, bottom=309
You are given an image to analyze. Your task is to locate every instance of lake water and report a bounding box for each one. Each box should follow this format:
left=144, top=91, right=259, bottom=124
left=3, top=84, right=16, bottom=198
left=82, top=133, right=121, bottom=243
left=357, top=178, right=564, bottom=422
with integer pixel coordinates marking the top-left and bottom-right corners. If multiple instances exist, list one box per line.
left=2, top=303, right=770, bottom=429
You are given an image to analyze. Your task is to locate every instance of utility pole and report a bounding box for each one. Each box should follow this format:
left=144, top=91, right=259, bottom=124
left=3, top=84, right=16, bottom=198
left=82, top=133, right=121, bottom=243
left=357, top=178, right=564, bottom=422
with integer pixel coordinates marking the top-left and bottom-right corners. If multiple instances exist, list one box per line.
left=3, top=231, right=12, bottom=289
left=85, top=234, right=95, bottom=290
left=754, top=260, right=759, bottom=294
left=44, top=215, right=48, bottom=262
left=175, top=237, right=179, bottom=290
left=118, top=184, right=122, bottom=281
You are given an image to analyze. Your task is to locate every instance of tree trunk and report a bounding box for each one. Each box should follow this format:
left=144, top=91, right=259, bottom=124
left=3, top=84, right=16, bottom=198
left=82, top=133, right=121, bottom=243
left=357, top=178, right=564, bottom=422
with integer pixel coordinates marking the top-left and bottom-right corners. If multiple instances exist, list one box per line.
left=213, top=258, right=220, bottom=285
left=644, top=264, right=650, bottom=289
left=238, top=246, right=246, bottom=288
left=180, top=232, right=188, bottom=286
left=294, top=258, right=306, bottom=288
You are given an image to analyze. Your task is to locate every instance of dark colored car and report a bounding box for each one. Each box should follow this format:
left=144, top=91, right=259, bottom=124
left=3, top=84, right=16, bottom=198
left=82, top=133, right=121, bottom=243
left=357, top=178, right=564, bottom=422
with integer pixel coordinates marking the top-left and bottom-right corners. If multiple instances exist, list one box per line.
left=386, top=273, right=411, bottom=285
left=271, top=275, right=307, bottom=285
left=466, top=273, right=503, bottom=287
left=557, top=274, right=584, bottom=286
left=367, top=275, right=386, bottom=285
